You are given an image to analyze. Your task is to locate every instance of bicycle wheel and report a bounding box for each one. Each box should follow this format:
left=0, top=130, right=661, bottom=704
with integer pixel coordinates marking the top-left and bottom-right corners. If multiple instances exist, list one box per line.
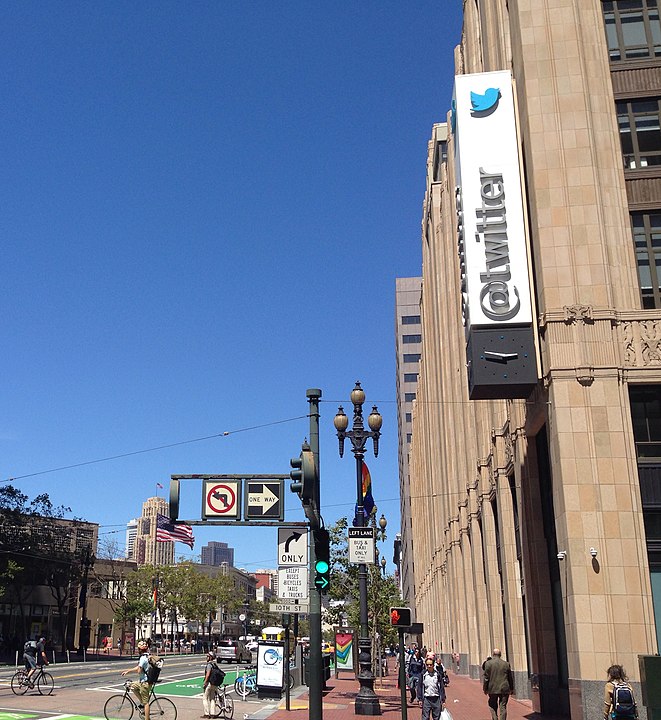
left=209, top=691, right=222, bottom=719
left=37, top=671, right=54, bottom=695
left=150, top=695, right=177, bottom=720
left=104, top=693, right=135, bottom=720
left=221, top=693, right=233, bottom=719
left=11, top=671, right=29, bottom=695
left=233, top=676, right=248, bottom=699
left=288, top=672, right=294, bottom=690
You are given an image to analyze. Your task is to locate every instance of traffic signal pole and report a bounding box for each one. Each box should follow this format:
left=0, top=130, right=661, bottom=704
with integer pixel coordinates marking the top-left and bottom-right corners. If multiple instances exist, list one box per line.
left=306, top=388, right=323, bottom=720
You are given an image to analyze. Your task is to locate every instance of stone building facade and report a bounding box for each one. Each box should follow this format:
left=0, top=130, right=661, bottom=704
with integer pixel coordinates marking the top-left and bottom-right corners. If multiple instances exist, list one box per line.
left=406, top=2, right=661, bottom=718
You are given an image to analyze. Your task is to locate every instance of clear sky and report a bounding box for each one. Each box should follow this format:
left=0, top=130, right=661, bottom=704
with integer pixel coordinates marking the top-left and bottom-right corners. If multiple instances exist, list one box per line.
left=1, top=1, right=463, bottom=572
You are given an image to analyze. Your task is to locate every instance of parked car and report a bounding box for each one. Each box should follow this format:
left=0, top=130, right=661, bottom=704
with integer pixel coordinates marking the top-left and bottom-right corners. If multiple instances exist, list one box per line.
left=246, top=640, right=259, bottom=653
left=215, top=639, right=252, bottom=663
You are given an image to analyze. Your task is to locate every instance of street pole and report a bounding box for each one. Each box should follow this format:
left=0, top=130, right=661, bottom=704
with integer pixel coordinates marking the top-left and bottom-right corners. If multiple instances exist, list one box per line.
left=306, top=388, right=323, bottom=720
left=398, top=629, right=408, bottom=720
left=334, top=382, right=383, bottom=716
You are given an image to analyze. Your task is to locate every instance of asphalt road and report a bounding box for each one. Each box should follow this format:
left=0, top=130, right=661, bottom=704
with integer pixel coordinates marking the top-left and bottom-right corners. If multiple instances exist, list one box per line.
left=0, top=656, right=287, bottom=719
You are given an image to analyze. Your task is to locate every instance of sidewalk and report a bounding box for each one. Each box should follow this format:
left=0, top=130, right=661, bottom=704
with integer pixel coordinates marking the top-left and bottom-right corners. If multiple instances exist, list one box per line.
left=262, top=663, right=569, bottom=720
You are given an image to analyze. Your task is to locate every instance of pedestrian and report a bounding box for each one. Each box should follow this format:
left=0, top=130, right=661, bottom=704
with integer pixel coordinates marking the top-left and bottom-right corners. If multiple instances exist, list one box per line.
left=201, top=650, right=224, bottom=718
left=420, top=655, right=446, bottom=720
left=121, top=639, right=152, bottom=720
left=408, top=648, right=424, bottom=705
left=483, top=648, right=514, bottom=720
left=603, top=664, right=638, bottom=719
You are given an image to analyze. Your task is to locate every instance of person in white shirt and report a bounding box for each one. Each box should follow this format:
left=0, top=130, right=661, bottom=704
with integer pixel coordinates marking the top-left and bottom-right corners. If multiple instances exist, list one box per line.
left=421, top=656, right=446, bottom=720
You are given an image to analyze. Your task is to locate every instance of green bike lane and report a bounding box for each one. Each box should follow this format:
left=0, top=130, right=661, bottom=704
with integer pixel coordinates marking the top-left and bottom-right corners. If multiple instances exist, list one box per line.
left=0, top=670, right=250, bottom=720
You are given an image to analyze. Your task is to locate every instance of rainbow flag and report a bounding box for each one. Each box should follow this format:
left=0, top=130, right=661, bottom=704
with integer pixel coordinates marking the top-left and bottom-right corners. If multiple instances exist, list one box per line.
left=152, top=587, right=158, bottom=610
left=362, top=462, right=376, bottom=516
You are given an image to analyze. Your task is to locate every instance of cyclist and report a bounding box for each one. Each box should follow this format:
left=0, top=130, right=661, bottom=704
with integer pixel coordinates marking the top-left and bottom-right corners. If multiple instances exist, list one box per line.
left=121, top=639, right=151, bottom=720
left=202, top=650, right=223, bottom=718
left=23, top=638, right=37, bottom=686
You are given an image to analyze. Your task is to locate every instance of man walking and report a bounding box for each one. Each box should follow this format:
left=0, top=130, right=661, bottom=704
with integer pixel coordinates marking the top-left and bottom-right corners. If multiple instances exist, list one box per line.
left=420, top=655, right=446, bottom=720
left=483, top=648, right=514, bottom=720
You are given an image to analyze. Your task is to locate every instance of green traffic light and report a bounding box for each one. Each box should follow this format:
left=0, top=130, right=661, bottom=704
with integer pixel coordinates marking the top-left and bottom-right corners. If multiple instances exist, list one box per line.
left=315, top=560, right=329, bottom=573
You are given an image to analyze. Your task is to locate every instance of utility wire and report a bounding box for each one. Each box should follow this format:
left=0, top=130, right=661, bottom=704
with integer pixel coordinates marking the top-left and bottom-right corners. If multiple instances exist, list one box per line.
left=4, top=414, right=308, bottom=484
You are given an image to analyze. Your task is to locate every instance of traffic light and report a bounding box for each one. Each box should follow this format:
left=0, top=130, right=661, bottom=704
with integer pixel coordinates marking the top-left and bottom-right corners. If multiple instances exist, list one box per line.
left=290, top=442, right=317, bottom=502
left=313, top=527, right=330, bottom=593
left=390, top=607, right=412, bottom=627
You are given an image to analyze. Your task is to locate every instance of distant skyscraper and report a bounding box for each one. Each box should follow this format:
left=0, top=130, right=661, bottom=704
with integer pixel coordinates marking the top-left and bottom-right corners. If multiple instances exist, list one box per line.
left=201, top=541, right=234, bottom=567
left=134, top=497, right=173, bottom=566
left=125, top=518, right=138, bottom=559
left=395, top=276, right=422, bottom=603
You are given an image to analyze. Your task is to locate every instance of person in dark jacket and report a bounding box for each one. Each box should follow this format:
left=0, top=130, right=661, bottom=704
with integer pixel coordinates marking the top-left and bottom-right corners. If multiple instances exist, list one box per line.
left=483, top=648, right=514, bottom=720
left=408, top=649, right=424, bottom=704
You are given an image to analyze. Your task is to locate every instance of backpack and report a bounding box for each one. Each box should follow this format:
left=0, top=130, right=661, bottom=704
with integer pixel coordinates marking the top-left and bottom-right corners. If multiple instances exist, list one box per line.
left=208, top=661, right=225, bottom=686
left=612, top=681, right=636, bottom=718
left=24, top=640, right=36, bottom=654
left=146, top=655, right=163, bottom=684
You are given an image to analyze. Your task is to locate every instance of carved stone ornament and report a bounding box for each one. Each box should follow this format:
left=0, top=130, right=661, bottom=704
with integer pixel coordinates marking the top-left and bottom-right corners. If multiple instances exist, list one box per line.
left=622, top=319, right=661, bottom=366
left=575, top=365, right=595, bottom=386
left=564, top=305, right=593, bottom=323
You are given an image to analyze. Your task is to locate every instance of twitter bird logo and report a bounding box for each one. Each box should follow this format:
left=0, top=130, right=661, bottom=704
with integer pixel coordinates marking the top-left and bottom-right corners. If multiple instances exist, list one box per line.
left=470, top=88, right=501, bottom=117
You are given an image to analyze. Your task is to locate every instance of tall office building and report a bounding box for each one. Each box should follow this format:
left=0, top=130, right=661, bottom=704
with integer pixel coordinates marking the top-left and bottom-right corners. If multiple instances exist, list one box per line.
left=201, top=541, right=234, bottom=567
left=125, top=518, right=138, bottom=560
left=405, top=2, right=661, bottom=718
left=395, top=276, right=423, bottom=603
left=134, top=496, right=173, bottom=566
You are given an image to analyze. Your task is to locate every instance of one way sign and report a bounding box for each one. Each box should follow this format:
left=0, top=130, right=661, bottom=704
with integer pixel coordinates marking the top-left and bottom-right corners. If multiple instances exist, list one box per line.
left=245, top=480, right=284, bottom=520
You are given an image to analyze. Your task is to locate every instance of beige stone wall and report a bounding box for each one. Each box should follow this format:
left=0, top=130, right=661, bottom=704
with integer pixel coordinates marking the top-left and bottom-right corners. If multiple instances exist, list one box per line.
left=407, top=1, right=661, bottom=715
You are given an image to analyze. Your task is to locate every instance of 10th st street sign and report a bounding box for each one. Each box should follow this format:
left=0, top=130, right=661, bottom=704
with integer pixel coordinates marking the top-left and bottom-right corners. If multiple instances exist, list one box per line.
left=244, top=480, right=284, bottom=520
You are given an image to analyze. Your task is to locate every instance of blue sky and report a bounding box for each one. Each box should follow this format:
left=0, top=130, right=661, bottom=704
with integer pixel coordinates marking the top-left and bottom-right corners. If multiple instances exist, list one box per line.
left=1, top=1, right=462, bottom=571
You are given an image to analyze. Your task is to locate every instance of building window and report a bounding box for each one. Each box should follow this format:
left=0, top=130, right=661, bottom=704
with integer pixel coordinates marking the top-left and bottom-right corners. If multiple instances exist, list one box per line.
left=603, top=0, right=661, bottom=61
left=406, top=413, right=412, bottom=422
left=403, top=353, right=421, bottom=363
left=402, top=334, right=421, bottom=344
left=404, top=373, right=419, bottom=383
left=405, top=392, right=416, bottom=402
left=632, top=212, right=661, bottom=308
left=406, top=433, right=412, bottom=443
left=618, top=99, right=661, bottom=169
left=433, top=140, right=448, bottom=182
left=401, top=315, right=421, bottom=325
left=630, top=385, right=661, bottom=458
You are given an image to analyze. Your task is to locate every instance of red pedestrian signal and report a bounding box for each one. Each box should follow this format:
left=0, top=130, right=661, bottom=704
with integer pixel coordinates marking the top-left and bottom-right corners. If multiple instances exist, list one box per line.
left=390, top=607, right=411, bottom=627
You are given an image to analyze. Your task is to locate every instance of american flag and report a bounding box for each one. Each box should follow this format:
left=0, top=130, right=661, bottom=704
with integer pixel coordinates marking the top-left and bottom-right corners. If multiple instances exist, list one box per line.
left=156, top=514, right=195, bottom=548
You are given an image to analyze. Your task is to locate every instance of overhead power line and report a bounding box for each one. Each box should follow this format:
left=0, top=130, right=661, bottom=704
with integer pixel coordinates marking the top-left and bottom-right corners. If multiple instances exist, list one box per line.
left=4, top=414, right=309, bottom=484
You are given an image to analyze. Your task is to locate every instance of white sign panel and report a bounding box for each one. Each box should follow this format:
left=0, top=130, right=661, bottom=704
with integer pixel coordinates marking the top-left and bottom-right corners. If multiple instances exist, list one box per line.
left=270, top=601, right=310, bottom=614
left=453, top=69, right=532, bottom=329
left=278, top=566, right=309, bottom=599
left=348, top=527, right=375, bottom=564
left=257, top=641, right=284, bottom=689
left=277, top=527, right=308, bottom=566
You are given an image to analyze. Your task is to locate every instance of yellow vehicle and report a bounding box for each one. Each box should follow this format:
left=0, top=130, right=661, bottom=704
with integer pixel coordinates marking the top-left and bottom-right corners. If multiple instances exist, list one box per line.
left=261, top=626, right=285, bottom=641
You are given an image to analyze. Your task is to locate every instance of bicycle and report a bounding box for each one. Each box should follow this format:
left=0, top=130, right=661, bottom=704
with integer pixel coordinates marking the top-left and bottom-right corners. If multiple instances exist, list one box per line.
left=210, top=683, right=234, bottom=719
left=11, top=665, right=54, bottom=695
left=104, top=680, right=177, bottom=720
left=233, top=668, right=256, bottom=699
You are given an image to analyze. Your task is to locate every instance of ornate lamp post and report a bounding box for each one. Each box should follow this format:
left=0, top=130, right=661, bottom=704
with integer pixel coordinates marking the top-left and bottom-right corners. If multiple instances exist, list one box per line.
left=334, top=381, right=383, bottom=716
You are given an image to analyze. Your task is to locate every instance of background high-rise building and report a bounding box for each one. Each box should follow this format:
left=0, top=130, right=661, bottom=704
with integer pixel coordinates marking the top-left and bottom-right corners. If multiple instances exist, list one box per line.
left=125, top=518, right=138, bottom=560
left=134, top=496, right=173, bottom=566
left=395, top=276, right=423, bottom=603
left=201, top=541, right=234, bottom=567
left=402, top=2, right=661, bottom=718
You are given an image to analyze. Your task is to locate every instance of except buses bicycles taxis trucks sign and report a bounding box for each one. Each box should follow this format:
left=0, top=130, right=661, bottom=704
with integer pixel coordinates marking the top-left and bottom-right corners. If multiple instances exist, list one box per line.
left=348, top=527, right=376, bottom=564
left=278, top=566, right=309, bottom=599
left=277, top=527, right=309, bottom=566
left=245, top=480, right=284, bottom=520
left=257, top=640, right=285, bottom=697
left=203, top=480, right=241, bottom=519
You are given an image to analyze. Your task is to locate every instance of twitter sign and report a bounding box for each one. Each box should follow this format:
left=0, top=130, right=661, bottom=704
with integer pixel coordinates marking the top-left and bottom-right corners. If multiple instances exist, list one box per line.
left=453, top=69, right=533, bottom=330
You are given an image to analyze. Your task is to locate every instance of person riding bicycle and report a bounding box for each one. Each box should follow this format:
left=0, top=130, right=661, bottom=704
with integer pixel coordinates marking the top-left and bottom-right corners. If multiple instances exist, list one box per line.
left=121, top=639, right=151, bottom=720
left=202, top=650, right=223, bottom=718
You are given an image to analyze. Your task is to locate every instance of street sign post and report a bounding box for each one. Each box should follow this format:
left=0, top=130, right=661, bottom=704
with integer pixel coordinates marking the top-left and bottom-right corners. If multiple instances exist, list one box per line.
left=348, top=527, right=376, bottom=564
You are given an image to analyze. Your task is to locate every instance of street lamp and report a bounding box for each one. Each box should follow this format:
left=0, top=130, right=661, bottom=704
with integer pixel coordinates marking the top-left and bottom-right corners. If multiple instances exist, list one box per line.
left=334, top=381, right=383, bottom=716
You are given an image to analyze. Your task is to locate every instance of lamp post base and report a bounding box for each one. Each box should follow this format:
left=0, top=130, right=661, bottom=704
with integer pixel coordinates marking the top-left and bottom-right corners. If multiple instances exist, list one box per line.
left=355, top=674, right=382, bottom=716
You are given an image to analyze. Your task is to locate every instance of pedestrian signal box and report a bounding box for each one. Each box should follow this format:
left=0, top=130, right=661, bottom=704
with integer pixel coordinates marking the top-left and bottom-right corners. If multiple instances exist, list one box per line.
left=390, top=607, right=412, bottom=627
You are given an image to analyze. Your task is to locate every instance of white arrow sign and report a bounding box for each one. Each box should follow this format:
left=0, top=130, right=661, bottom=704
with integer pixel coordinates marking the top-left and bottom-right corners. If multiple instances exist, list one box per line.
left=245, top=480, right=283, bottom=519
left=278, top=528, right=308, bottom=566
